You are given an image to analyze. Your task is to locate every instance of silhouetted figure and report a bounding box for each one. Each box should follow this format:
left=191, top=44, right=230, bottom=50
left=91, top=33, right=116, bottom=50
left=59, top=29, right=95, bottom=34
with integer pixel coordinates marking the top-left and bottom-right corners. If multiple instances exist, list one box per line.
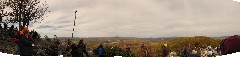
left=0, top=24, right=2, bottom=34
left=65, top=39, right=71, bottom=57
left=49, top=42, right=59, bottom=56
left=18, top=26, right=34, bottom=56
left=216, top=46, right=221, bottom=55
left=66, top=40, right=71, bottom=51
left=0, top=14, right=2, bottom=22
left=141, top=44, right=147, bottom=57
left=78, top=39, right=89, bottom=57
left=124, top=45, right=131, bottom=56
left=44, top=40, right=60, bottom=56
left=0, top=24, right=2, bottom=30
left=162, top=46, right=168, bottom=57
left=9, top=25, right=15, bottom=37
left=182, top=47, right=189, bottom=57
left=31, top=31, right=38, bottom=40
left=10, top=25, right=14, bottom=31
left=71, top=44, right=78, bottom=57
left=141, top=44, right=144, bottom=51
left=143, top=48, right=148, bottom=57
left=4, top=23, right=7, bottom=31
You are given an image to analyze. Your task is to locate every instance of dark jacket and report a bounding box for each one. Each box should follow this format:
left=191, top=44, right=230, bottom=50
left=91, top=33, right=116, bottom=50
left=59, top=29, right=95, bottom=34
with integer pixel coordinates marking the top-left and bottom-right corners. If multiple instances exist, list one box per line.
left=71, top=44, right=79, bottom=57
left=182, top=47, right=189, bottom=57
left=78, top=43, right=89, bottom=57
left=162, top=47, right=168, bottom=57
left=18, top=35, right=33, bottom=56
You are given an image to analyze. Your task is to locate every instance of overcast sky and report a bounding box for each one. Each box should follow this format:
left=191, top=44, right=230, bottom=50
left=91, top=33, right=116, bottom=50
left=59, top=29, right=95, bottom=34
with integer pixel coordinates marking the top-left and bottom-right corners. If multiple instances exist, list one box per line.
left=25, top=0, right=240, bottom=38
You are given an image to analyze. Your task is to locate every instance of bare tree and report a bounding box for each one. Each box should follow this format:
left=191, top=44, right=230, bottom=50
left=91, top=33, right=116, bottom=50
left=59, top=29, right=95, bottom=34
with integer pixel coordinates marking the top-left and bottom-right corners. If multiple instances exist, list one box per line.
left=1, top=0, right=49, bottom=30
left=0, top=0, right=11, bottom=23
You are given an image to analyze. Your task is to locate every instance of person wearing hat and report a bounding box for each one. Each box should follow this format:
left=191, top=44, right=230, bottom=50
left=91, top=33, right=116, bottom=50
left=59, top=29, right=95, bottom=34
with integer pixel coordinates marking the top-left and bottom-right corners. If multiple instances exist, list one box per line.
left=164, top=44, right=167, bottom=47
left=162, top=44, right=168, bottom=57
left=18, top=26, right=34, bottom=56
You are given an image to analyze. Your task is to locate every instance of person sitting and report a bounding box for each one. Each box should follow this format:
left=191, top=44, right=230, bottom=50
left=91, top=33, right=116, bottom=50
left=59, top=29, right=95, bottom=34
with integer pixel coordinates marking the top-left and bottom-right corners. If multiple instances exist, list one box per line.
left=189, top=48, right=200, bottom=57
left=207, top=49, right=212, bottom=57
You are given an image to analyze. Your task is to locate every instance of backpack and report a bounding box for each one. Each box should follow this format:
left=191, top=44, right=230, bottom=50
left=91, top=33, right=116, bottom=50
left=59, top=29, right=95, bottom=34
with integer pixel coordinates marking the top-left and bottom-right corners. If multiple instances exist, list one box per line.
left=221, top=35, right=240, bottom=55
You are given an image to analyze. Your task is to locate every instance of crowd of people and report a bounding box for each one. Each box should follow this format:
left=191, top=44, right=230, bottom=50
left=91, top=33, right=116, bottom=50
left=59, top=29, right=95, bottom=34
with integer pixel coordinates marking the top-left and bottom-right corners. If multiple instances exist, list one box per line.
left=0, top=24, right=133, bottom=57
left=152, top=35, right=240, bottom=57
left=0, top=23, right=19, bottom=54
left=166, top=45, right=222, bottom=57
left=139, top=43, right=221, bottom=57
left=1, top=24, right=240, bottom=57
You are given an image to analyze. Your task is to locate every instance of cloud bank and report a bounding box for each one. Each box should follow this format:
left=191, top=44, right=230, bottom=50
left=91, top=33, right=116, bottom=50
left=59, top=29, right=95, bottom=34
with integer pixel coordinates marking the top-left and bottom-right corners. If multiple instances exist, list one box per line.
left=27, top=0, right=240, bottom=38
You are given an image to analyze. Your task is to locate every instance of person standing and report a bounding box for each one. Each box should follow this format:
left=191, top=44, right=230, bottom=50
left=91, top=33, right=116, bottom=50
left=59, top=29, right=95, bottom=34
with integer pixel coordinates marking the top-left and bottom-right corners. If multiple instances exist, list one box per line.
left=65, top=39, right=71, bottom=57
left=71, top=44, right=78, bottom=57
left=96, top=44, right=105, bottom=57
left=18, top=26, right=34, bottom=56
left=141, top=44, right=147, bottom=57
left=216, top=46, right=221, bottom=55
left=124, top=45, right=130, bottom=52
left=49, top=41, right=59, bottom=56
left=182, top=47, right=189, bottom=57
left=162, top=44, right=168, bottom=57
left=78, top=39, right=89, bottom=57
left=0, top=24, right=2, bottom=33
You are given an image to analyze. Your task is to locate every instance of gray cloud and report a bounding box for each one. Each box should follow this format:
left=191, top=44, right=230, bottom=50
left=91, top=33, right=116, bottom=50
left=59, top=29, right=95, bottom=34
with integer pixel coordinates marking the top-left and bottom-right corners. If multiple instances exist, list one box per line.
left=37, top=25, right=64, bottom=30
left=28, top=0, right=240, bottom=38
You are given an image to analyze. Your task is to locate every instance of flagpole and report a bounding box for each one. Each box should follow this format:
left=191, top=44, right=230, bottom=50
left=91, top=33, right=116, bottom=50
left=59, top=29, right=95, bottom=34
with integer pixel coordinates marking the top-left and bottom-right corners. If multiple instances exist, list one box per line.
left=72, top=10, right=77, bottom=38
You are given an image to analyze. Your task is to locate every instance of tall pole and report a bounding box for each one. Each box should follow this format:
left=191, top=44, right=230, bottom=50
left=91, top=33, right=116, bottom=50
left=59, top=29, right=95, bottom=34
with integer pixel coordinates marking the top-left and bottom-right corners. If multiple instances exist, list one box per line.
left=73, top=10, right=77, bottom=38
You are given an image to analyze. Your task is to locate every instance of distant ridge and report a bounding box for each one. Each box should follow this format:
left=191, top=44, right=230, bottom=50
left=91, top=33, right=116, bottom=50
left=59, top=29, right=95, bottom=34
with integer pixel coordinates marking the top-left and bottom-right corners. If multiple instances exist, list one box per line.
left=41, top=36, right=228, bottom=39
